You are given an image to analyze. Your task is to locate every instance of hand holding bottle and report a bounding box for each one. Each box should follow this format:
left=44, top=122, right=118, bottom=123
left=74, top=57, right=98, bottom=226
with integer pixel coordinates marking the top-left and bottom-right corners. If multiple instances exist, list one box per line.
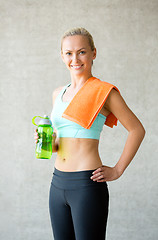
left=32, top=115, right=53, bottom=159
left=34, top=128, right=57, bottom=148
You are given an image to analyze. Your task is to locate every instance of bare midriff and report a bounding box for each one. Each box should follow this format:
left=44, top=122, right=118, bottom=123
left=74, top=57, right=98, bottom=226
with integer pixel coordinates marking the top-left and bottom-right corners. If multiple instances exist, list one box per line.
left=54, top=138, right=103, bottom=172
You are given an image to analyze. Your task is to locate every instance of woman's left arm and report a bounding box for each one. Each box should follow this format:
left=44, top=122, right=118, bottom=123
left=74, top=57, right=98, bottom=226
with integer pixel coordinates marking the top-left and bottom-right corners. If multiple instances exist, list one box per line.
left=91, top=89, right=146, bottom=182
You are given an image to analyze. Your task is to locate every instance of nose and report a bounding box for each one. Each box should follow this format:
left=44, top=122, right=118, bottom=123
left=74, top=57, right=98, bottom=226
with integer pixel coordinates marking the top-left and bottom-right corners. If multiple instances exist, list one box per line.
left=72, top=53, right=79, bottom=63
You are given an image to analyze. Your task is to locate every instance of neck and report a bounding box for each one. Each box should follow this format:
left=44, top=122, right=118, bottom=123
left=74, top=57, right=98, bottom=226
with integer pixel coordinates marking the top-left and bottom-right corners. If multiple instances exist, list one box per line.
left=70, top=73, right=93, bottom=89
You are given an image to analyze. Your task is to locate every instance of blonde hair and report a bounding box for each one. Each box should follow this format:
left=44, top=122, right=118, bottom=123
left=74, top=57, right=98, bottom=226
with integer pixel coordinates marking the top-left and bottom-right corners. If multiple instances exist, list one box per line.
left=61, top=27, right=95, bottom=52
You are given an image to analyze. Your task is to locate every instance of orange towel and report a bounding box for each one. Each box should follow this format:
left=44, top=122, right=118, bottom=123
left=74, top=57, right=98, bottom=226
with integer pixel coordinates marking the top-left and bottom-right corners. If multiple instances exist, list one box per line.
left=62, top=77, right=120, bottom=129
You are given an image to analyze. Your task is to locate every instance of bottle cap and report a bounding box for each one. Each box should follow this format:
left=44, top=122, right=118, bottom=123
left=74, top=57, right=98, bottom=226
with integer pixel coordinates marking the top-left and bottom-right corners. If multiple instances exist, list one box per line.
left=39, top=115, right=52, bottom=126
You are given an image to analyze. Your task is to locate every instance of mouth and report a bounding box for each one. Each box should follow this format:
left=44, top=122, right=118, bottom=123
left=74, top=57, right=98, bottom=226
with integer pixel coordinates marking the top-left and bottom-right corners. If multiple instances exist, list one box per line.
left=70, top=64, right=84, bottom=70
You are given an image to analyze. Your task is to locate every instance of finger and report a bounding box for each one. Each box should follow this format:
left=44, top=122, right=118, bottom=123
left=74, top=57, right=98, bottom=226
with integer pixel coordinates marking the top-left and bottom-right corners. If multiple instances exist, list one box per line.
left=91, top=172, right=102, bottom=179
left=92, top=167, right=103, bottom=175
left=34, top=132, right=39, bottom=137
left=52, top=132, right=56, bottom=137
left=97, top=179, right=106, bottom=182
left=91, top=174, right=104, bottom=181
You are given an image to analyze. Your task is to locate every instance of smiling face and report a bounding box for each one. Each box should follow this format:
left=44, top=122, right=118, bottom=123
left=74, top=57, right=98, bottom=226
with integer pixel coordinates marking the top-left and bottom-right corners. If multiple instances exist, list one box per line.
left=61, top=35, right=96, bottom=78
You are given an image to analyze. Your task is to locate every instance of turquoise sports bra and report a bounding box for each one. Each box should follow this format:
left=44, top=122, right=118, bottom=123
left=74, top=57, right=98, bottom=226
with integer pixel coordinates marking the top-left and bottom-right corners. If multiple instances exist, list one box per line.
left=51, top=83, right=106, bottom=140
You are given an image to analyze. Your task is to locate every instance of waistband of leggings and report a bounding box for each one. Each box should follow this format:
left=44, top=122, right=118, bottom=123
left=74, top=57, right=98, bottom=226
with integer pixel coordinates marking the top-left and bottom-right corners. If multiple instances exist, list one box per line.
left=51, top=167, right=107, bottom=190
left=54, top=167, right=96, bottom=178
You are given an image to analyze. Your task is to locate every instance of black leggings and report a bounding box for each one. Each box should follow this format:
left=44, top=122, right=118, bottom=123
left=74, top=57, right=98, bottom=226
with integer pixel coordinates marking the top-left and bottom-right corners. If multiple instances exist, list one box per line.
left=49, top=168, right=109, bottom=240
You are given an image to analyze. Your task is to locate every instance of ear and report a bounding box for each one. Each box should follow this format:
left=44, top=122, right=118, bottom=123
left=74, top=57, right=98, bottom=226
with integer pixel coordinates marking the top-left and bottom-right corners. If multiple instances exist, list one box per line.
left=93, top=48, right=97, bottom=60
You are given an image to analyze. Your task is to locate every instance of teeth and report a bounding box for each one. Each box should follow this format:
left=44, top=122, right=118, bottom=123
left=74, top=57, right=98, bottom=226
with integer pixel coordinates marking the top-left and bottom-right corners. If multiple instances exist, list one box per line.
left=71, top=65, right=82, bottom=69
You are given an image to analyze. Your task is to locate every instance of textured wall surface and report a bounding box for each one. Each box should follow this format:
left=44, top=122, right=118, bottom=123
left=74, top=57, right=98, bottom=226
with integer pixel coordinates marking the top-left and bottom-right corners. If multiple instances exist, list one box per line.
left=0, top=0, right=158, bottom=239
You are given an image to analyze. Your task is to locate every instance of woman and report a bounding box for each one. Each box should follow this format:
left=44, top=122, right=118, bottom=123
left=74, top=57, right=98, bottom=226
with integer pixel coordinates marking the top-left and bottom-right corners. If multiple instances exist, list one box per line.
left=34, top=27, right=145, bottom=240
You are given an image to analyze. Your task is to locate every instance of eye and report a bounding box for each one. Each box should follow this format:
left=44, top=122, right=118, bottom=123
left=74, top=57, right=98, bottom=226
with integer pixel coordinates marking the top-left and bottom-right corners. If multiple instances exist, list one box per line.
left=80, top=51, right=86, bottom=55
left=66, top=52, right=72, bottom=55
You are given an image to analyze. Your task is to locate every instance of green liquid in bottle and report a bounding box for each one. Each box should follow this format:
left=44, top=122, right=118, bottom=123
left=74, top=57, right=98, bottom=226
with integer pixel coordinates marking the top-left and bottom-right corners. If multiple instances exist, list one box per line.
left=36, top=125, right=53, bottom=159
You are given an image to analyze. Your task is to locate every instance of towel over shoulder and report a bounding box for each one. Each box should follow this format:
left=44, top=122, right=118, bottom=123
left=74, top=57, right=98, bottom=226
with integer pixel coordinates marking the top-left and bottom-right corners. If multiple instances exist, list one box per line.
left=62, top=77, right=120, bottom=129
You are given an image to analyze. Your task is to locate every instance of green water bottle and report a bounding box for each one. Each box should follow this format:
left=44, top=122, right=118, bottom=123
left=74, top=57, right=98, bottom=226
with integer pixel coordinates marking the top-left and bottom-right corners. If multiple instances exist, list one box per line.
left=32, top=115, right=53, bottom=159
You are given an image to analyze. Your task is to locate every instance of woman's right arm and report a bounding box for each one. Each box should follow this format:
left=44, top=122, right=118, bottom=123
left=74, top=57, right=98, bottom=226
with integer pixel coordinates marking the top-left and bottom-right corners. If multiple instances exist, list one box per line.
left=51, top=86, right=64, bottom=153
left=34, top=86, right=63, bottom=153
left=34, top=86, right=64, bottom=152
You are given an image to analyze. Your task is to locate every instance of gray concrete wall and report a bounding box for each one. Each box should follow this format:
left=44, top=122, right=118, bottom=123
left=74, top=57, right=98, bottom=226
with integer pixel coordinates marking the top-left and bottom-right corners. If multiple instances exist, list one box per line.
left=0, top=0, right=157, bottom=239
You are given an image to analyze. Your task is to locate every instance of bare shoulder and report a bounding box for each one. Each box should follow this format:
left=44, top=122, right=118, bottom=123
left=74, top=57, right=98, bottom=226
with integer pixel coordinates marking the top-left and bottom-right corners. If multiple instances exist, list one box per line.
left=53, top=86, right=64, bottom=98
left=105, top=88, right=126, bottom=112
left=106, top=88, right=120, bottom=101
left=103, top=89, right=120, bottom=109
left=105, top=88, right=144, bottom=131
left=52, top=86, right=65, bottom=105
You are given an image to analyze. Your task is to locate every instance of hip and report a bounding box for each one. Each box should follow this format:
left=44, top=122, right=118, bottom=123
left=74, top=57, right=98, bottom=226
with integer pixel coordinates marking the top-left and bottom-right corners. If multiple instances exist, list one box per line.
left=51, top=167, right=108, bottom=190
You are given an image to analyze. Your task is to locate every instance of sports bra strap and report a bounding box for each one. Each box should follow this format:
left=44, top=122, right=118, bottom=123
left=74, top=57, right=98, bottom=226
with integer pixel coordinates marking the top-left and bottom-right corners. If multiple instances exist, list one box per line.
left=56, top=83, right=71, bottom=102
